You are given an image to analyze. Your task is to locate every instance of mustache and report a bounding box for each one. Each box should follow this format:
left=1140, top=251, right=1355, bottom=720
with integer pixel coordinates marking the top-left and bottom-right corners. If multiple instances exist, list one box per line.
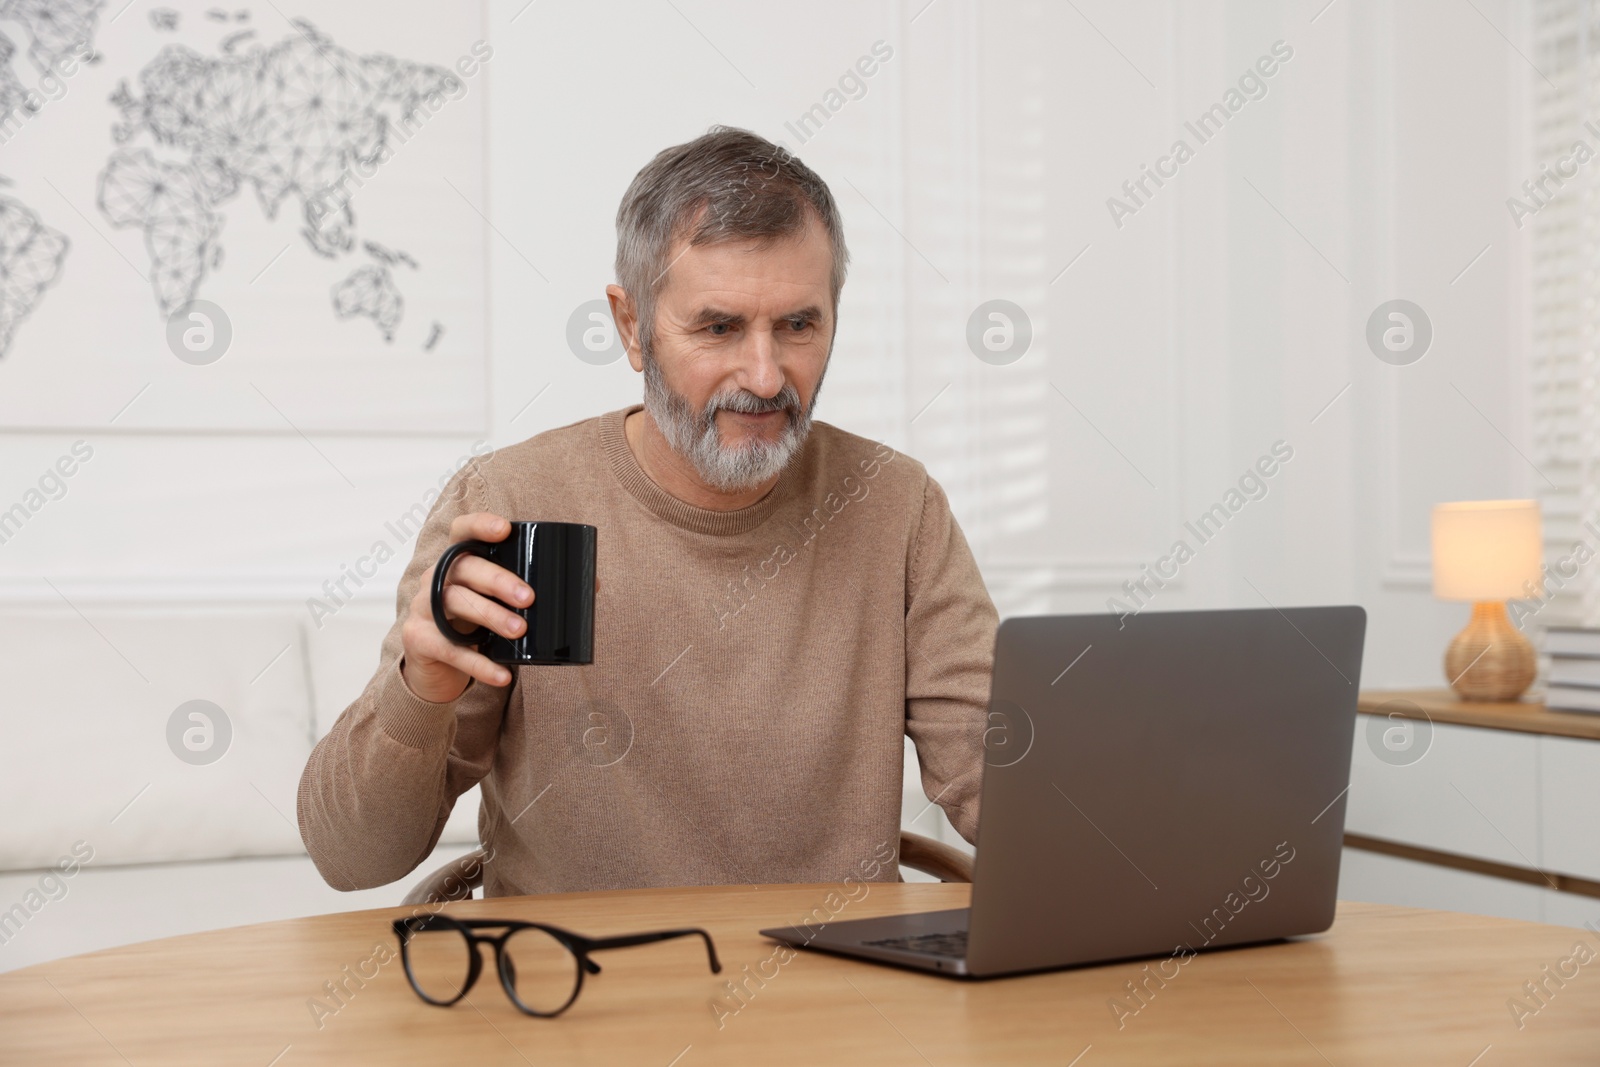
left=700, top=383, right=802, bottom=424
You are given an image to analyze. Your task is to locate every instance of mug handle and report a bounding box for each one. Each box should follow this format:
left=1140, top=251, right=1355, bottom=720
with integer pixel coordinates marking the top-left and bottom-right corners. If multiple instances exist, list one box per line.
left=430, top=539, right=497, bottom=646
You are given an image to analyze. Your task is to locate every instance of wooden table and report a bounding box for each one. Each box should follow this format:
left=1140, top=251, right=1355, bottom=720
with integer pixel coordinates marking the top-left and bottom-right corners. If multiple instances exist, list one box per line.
left=3, top=883, right=1598, bottom=1064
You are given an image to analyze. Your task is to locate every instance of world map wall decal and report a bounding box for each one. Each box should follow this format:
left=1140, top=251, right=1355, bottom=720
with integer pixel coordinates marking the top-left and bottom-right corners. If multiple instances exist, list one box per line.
left=0, top=0, right=490, bottom=434
left=0, top=0, right=102, bottom=361
left=96, top=17, right=458, bottom=339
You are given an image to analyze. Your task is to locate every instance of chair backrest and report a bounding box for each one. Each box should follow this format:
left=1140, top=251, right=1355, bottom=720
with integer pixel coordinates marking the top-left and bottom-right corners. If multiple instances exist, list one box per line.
left=400, top=830, right=975, bottom=906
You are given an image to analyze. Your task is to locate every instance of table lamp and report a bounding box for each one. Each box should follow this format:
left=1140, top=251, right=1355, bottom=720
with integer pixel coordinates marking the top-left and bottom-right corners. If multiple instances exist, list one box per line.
left=1431, top=499, right=1543, bottom=702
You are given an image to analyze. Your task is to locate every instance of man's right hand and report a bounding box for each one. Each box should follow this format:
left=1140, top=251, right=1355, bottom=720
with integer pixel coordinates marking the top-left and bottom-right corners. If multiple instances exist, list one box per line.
left=400, top=512, right=531, bottom=704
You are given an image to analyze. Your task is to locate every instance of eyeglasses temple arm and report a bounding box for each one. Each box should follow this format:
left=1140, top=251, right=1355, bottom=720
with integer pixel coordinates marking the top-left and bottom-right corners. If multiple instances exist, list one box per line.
left=581, top=927, right=722, bottom=973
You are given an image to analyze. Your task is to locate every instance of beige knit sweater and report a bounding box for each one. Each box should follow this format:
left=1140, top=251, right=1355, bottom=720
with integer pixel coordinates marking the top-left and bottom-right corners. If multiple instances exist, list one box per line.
left=296, top=404, right=998, bottom=896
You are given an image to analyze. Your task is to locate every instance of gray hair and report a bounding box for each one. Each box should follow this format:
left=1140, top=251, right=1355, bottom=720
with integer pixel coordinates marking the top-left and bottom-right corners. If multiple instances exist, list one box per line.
left=613, top=125, right=849, bottom=357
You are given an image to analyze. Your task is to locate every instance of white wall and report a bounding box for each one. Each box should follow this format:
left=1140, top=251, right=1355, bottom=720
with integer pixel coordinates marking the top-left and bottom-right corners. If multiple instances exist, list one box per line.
left=0, top=0, right=1531, bottom=666
left=0, top=1, right=1542, bottom=866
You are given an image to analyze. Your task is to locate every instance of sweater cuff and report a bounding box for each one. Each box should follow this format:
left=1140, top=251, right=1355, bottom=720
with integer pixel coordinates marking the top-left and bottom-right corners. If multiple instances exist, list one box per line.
left=376, top=658, right=467, bottom=749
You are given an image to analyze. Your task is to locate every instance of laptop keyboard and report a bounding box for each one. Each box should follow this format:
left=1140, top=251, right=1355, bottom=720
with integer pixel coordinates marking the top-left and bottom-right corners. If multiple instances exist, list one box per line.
left=863, top=930, right=968, bottom=958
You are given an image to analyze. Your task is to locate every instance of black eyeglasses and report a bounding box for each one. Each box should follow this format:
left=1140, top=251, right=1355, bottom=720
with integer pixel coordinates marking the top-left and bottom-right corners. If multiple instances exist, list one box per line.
left=391, top=914, right=722, bottom=1017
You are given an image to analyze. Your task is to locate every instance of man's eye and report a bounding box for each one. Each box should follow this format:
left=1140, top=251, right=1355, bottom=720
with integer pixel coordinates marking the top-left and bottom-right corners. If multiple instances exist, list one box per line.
left=786, top=319, right=811, bottom=332
left=707, top=323, right=731, bottom=336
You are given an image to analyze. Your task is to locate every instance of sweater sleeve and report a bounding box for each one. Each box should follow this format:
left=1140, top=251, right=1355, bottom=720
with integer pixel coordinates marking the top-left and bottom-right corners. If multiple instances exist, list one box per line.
left=903, top=472, right=999, bottom=847
left=296, top=461, right=513, bottom=891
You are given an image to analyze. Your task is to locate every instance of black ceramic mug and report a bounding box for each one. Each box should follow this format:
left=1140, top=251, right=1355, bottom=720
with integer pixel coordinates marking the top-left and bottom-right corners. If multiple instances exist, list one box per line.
left=429, top=521, right=597, bottom=665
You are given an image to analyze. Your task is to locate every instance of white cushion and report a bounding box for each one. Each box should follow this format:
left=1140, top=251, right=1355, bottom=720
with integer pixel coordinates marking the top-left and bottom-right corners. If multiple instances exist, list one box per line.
left=0, top=609, right=313, bottom=869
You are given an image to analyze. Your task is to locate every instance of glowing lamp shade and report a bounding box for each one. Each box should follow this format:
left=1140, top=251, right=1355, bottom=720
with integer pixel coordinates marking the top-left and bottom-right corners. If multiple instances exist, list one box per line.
left=1430, top=499, right=1542, bottom=702
left=1431, top=500, right=1543, bottom=602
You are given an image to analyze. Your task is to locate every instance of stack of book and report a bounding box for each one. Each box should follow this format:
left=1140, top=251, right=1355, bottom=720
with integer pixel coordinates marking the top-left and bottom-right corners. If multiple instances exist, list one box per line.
left=1544, top=626, right=1600, bottom=713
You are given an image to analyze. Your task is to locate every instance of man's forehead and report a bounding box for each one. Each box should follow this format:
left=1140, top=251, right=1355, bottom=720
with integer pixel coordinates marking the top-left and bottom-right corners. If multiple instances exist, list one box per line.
left=656, top=232, right=832, bottom=316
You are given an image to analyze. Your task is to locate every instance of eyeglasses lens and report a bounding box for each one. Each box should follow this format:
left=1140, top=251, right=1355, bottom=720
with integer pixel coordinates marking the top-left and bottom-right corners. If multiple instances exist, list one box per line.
left=405, top=925, right=474, bottom=1003
left=501, top=926, right=580, bottom=1014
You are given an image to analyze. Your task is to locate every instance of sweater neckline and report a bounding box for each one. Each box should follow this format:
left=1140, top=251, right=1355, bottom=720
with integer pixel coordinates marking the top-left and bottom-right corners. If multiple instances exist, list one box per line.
left=600, top=405, right=800, bottom=537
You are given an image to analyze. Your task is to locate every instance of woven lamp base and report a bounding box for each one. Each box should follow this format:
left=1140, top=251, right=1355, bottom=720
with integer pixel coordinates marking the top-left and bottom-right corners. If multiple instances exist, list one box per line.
left=1444, top=600, right=1535, bottom=703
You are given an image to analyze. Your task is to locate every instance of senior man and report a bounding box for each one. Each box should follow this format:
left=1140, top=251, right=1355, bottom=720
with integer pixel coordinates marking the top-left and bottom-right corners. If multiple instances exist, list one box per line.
left=297, top=125, right=999, bottom=896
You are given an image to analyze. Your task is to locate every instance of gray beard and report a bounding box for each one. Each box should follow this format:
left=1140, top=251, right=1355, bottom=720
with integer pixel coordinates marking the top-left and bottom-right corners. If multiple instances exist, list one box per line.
left=641, top=352, right=819, bottom=493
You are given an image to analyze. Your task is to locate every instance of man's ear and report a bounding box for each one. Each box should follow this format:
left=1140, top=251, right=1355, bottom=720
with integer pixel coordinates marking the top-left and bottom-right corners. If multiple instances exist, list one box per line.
left=606, top=284, right=644, bottom=372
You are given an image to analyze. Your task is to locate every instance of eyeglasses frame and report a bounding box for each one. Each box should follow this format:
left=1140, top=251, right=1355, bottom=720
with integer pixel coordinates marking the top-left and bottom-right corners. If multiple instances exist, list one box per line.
left=391, top=913, right=722, bottom=1017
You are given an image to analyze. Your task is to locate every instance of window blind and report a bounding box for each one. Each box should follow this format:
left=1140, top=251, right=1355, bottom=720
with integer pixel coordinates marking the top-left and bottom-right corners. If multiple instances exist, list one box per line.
left=1530, top=0, right=1600, bottom=628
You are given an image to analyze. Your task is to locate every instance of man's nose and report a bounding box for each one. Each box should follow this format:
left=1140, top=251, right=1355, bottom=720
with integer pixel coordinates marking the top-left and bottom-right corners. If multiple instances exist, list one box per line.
left=739, top=328, right=786, bottom=399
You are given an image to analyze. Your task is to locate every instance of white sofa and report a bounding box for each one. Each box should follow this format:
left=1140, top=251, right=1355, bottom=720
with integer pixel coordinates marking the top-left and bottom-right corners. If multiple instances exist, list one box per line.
left=0, top=605, right=479, bottom=874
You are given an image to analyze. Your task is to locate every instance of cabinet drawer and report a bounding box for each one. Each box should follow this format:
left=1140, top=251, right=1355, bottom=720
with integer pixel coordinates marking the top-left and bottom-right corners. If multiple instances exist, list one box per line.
left=1347, top=719, right=1539, bottom=867
left=1338, top=846, right=1549, bottom=925
left=1540, top=736, right=1600, bottom=883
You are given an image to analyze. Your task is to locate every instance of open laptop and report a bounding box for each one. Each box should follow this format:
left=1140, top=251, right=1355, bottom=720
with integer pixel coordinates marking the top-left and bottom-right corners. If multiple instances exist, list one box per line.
left=760, top=605, right=1367, bottom=978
